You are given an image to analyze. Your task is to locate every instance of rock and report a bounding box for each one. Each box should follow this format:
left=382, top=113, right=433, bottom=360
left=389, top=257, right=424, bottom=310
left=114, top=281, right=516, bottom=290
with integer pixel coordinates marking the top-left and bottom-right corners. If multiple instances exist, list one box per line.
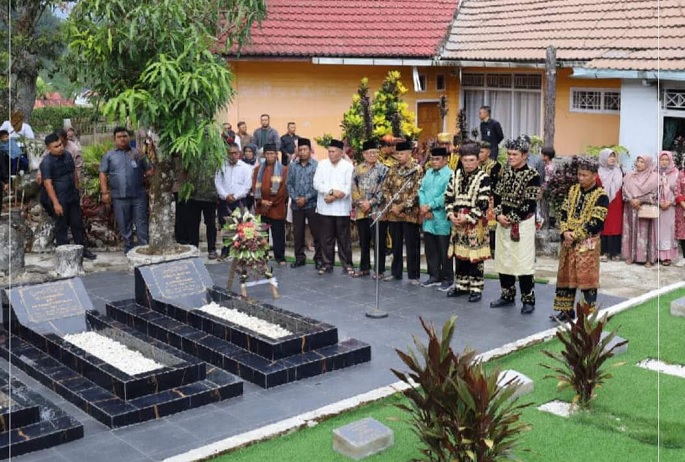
left=55, top=244, right=84, bottom=277
left=332, top=418, right=394, bottom=460
left=126, top=244, right=200, bottom=268
left=0, top=210, right=26, bottom=276
left=498, top=370, right=534, bottom=399
left=671, top=297, right=685, bottom=317
left=31, top=219, right=56, bottom=253
left=601, top=331, right=628, bottom=355
left=535, top=229, right=561, bottom=257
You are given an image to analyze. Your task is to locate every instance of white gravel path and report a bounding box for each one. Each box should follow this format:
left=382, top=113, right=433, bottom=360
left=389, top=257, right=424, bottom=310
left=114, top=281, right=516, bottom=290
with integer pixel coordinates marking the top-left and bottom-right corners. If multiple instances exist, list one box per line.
left=637, top=359, right=685, bottom=379
left=63, top=331, right=164, bottom=376
left=199, top=302, right=292, bottom=339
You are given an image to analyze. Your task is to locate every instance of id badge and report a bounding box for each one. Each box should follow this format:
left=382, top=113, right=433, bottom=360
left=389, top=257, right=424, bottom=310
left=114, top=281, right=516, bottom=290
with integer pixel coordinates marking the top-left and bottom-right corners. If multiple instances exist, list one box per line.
left=131, top=160, right=138, bottom=168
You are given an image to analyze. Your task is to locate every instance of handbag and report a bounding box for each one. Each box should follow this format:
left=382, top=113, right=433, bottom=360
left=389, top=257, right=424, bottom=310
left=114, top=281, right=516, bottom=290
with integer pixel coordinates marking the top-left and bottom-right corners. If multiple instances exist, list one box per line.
left=637, top=204, right=659, bottom=219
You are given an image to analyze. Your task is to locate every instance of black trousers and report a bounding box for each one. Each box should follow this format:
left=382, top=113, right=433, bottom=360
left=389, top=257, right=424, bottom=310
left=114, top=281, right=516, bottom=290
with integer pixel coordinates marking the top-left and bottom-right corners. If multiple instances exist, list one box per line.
left=174, top=193, right=193, bottom=245
left=600, top=235, right=622, bottom=258
left=389, top=221, right=421, bottom=280
left=53, top=200, right=85, bottom=247
left=357, top=217, right=374, bottom=271
left=499, top=273, right=536, bottom=305
left=292, top=208, right=322, bottom=264
left=424, top=232, right=452, bottom=282
left=454, top=259, right=485, bottom=293
left=319, top=214, right=353, bottom=270
left=188, top=199, right=217, bottom=252
left=374, top=221, right=390, bottom=274
left=262, top=217, right=286, bottom=262
left=489, top=229, right=496, bottom=258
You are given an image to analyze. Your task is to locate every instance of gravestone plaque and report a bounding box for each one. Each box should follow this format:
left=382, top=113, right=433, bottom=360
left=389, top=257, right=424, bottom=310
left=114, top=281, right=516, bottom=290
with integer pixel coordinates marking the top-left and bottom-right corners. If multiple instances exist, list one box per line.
left=498, top=369, right=534, bottom=399
left=135, top=258, right=212, bottom=310
left=670, top=297, right=685, bottom=317
left=332, top=417, right=394, bottom=460
left=4, top=278, right=91, bottom=335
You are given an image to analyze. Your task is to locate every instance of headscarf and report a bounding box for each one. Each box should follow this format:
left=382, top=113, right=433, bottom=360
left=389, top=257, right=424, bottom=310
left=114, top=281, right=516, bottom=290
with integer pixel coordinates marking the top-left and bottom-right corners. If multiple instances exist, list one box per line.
left=598, top=148, right=623, bottom=200
left=242, top=143, right=258, bottom=165
left=658, top=150, right=679, bottom=203
left=623, top=155, right=658, bottom=200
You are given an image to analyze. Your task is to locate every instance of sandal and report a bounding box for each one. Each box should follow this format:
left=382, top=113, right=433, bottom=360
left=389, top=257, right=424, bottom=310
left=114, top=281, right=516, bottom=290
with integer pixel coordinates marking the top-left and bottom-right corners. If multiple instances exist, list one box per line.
left=351, top=270, right=370, bottom=278
left=600, top=255, right=608, bottom=262
left=343, top=267, right=356, bottom=276
left=662, top=260, right=672, bottom=266
left=318, top=267, right=332, bottom=275
left=371, top=273, right=385, bottom=280
left=645, top=262, right=653, bottom=268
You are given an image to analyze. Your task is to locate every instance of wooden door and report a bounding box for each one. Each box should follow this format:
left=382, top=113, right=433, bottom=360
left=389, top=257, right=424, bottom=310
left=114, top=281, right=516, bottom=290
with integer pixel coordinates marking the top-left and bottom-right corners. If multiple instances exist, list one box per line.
left=417, top=102, right=441, bottom=148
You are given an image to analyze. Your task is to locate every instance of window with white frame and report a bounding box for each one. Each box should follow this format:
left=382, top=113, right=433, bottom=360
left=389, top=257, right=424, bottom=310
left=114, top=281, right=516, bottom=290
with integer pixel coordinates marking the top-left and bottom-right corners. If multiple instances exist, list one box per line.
left=436, top=74, right=446, bottom=91
left=664, top=90, right=685, bottom=110
left=461, top=73, right=543, bottom=141
left=570, top=88, right=621, bottom=113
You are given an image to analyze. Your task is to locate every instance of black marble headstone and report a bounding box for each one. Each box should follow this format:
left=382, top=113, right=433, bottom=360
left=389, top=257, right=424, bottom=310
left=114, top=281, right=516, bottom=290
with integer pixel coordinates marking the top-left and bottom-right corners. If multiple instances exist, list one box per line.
left=4, top=278, right=91, bottom=335
left=135, top=258, right=213, bottom=311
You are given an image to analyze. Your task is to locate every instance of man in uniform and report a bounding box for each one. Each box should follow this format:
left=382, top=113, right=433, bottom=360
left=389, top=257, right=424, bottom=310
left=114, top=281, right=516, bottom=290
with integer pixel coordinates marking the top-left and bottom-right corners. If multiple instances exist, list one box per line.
left=444, top=144, right=491, bottom=301
left=550, top=157, right=609, bottom=321
left=418, top=147, right=453, bottom=289
left=351, top=140, right=388, bottom=277
left=490, top=135, right=541, bottom=314
left=381, top=141, right=423, bottom=284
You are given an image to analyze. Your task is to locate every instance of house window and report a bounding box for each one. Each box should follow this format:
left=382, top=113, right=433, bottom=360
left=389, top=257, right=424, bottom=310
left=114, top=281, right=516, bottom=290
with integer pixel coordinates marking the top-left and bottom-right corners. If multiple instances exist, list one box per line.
left=461, top=72, right=543, bottom=141
left=570, top=88, right=621, bottom=113
left=436, top=74, right=446, bottom=91
left=417, top=75, right=427, bottom=92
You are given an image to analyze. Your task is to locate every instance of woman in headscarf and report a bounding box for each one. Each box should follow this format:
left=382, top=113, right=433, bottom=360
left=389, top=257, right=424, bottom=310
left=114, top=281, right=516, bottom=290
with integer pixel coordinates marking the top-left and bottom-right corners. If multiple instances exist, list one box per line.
left=597, top=148, right=624, bottom=261
left=621, top=155, right=659, bottom=267
left=657, top=151, right=680, bottom=265
left=675, top=156, right=685, bottom=266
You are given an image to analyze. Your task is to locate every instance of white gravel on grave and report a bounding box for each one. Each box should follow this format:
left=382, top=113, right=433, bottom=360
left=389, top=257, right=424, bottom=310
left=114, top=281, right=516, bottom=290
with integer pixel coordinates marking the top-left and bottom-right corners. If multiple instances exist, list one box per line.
left=63, top=331, right=164, bottom=376
left=637, top=359, right=685, bottom=379
left=537, top=400, right=575, bottom=418
left=199, top=301, right=292, bottom=339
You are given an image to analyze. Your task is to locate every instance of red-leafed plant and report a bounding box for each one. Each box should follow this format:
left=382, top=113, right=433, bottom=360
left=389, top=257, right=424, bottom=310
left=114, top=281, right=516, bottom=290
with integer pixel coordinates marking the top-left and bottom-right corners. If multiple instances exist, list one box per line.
left=392, top=316, right=530, bottom=462
left=541, top=302, right=626, bottom=409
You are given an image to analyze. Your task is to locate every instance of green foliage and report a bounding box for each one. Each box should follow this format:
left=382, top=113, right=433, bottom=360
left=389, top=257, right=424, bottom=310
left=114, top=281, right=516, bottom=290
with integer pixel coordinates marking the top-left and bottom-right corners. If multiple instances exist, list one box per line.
left=541, top=303, right=627, bottom=409
left=371, top=71, right=421, bottom=141
left=29, top=106, right=102, bottom=134
left=392, top=317, right=530, bottom=462
left=81, top=141, right=114, bottom=198
left=341, top=77, right=372, bottom=162
left=314, top=133, right=333, bottom=149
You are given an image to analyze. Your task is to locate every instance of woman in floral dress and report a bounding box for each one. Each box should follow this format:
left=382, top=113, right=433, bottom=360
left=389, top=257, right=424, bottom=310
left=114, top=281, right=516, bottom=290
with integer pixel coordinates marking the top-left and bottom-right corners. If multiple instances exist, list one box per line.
left=621, top=155, right=658, bottom=267
left=657, top=151, right=679, bottom=265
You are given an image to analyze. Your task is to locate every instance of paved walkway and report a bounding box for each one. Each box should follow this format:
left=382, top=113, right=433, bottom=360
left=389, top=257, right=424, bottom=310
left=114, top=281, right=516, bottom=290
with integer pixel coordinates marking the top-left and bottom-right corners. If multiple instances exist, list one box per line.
left=3, top=256, right=625, bottom=462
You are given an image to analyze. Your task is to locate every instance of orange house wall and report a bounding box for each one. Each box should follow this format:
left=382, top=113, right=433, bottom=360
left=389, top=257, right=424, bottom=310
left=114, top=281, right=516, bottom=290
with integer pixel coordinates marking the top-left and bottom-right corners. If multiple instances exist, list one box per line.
left=220, top=61, right=458, bottom=159
left=221, top=62, right=620, bottom=159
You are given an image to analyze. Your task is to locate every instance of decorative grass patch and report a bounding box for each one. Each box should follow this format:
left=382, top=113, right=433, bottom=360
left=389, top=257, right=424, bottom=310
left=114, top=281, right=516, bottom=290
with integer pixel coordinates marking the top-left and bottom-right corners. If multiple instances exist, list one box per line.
left=211, top=289, right=685, bottom=462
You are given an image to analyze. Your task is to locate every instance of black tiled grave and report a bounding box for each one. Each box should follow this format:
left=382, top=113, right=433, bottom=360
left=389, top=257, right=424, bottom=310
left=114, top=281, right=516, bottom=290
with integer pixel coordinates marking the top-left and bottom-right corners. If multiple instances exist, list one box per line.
left=1, top=278, right=243, bottom=428
left=114, top=259, right=372, bottom=388
left=0, top=369, right=83, bottom=459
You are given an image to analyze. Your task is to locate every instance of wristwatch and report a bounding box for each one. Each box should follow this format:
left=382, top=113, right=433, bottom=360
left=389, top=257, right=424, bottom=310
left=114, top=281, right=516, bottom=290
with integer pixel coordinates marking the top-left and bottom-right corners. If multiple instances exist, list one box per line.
left=328, top=189, right=334, bottom=195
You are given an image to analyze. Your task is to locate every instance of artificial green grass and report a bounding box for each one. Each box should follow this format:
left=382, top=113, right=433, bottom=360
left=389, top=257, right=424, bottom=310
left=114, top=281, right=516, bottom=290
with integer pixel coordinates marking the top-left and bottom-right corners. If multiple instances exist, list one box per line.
left=212, top=289, right=685, bottom=462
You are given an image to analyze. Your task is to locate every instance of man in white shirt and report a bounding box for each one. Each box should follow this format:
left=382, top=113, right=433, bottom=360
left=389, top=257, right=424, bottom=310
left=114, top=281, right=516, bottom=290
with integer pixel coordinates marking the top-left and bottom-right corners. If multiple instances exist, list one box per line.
left=313, top=139, right=354, bottom=275
left=215, top=142, right=253, bottom=259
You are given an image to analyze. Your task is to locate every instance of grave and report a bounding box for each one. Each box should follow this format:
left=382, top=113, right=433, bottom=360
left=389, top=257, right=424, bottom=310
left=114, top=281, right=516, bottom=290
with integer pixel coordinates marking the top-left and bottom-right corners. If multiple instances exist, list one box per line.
left=0, top=369, right=83, bottom=458
left=497, top=370, right=534, bottom=399
left=670, top=296, right=685, bottom=317
left=332, top=417, right=394, bottom=460
left=601, top=332, right=628, bottom=356
left=1, top=277, right=243, bottom=428
left=108, top=258, right=371, bottom=388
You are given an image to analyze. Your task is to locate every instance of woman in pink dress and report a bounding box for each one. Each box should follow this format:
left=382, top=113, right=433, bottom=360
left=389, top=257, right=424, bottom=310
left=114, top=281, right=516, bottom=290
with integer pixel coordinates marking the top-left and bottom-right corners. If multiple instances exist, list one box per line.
left=657, top=151, right=679, bottom=265
left=675, top=164, right=685, bottom=267
left=621, top=155, right=658, bottom=267
left=598, top=148, right=624, bottom=261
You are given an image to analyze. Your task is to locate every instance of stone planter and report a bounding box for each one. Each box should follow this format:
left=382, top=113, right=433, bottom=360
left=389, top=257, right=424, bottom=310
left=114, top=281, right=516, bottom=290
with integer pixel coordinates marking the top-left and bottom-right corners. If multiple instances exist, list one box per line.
left=0, top=209, right=26, bottom=277
left=126, top=244, right=200, bottom=268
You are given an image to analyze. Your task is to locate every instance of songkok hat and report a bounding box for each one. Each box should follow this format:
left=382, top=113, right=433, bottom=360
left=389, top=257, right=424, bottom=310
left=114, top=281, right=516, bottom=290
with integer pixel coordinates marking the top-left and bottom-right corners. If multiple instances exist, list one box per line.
left=298, top=138, right=311, bottom=148
left=329, top=139, right=344, bottom=149
left=577, top=156, right=599, bottom=173
left=395, top=141, right=412, bottom=152
left=479, top=141, right=492, bottom=150
left=263, top=143, right=278, bottom=153
left=362, top=140, right=379, bottom=151
left=430, top=147, right=449, bottom=157
left=505, top=135, right=530, bottom=153
left=436, top=132, right=452, bottom=143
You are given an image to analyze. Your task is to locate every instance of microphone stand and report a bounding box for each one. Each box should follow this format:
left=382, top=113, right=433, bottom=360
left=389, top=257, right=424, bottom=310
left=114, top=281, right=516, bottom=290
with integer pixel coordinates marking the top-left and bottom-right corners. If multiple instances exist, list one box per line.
left=365, top=170, right=418, bottom=319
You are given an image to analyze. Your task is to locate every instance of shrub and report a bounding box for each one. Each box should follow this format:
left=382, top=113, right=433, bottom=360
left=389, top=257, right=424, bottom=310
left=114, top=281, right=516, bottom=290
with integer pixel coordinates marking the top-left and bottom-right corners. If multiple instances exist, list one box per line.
left=81, top=141, right=114, bottom=198
left=541, top=302, right=626, bottom=409
left=392, top=316, right=530, bottom=462
left=29, top=106, right=102, bottom=134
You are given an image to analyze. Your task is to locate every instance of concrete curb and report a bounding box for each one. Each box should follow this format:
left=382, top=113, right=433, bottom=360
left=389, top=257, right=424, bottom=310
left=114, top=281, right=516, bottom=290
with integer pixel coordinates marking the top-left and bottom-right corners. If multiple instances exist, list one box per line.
left=164, top=281, right=685, bottom=462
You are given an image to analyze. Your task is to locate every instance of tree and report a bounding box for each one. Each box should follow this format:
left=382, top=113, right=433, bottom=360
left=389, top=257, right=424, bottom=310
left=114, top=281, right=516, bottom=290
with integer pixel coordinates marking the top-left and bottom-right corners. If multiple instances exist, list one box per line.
left=0, top=1, right=65, bottom=122
left=65, top=0, right=266, bottom=253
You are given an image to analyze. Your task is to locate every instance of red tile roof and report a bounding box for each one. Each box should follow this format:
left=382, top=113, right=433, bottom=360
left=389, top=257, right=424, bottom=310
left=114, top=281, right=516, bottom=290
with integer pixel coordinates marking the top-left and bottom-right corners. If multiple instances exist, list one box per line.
left=34, top=92, right=74, bottom=109
left=225, top=0, right=458, bottom=58
left=440, top=0, right=685, bottom=71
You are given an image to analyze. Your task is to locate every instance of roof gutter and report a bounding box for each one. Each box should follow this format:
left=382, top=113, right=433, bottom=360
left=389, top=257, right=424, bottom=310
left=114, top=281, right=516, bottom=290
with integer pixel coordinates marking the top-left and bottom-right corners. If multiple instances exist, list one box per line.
left=572, top=68, right=685, bottom=81
left=312, top=57, right=438, bottom=66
